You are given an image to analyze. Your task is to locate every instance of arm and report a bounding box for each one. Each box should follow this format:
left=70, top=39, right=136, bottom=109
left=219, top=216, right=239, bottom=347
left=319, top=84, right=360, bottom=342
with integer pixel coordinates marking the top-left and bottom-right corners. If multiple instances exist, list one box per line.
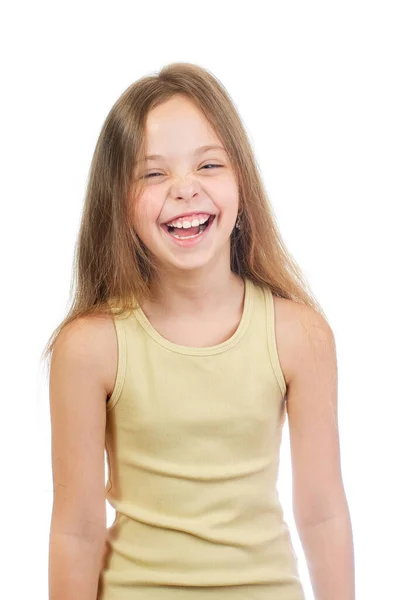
left=277, top=299, right=355, bottom=600
left=49, top=532, right=107, bottom=600
left=297, top=511, right=354, bottom=600
left=48, top=315, right=113, bottom=600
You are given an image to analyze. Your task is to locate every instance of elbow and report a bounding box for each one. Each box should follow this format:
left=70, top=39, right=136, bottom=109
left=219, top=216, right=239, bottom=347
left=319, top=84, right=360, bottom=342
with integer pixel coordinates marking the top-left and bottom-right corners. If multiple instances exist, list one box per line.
left=294, top=491, right=351, bottom=531
left=50, top=512, right=108, bottom=545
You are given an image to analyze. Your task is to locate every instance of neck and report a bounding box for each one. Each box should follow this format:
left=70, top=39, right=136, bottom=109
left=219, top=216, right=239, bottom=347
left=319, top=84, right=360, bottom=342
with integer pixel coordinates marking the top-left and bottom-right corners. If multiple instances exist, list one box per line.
left=148, top=255, right=243, bottom=317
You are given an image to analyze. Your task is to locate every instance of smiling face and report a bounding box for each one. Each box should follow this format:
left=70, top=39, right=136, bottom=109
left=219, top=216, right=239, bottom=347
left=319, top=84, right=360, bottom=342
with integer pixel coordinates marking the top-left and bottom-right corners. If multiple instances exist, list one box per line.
left=131, top=95, right=239, bottom=275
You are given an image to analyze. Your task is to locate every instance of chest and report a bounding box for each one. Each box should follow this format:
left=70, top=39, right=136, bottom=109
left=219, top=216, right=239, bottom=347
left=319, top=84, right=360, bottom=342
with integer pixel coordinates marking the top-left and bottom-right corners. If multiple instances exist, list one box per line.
left=139, top=306, right=244, bottom=348
left=111, top=343, right=285, bottom=467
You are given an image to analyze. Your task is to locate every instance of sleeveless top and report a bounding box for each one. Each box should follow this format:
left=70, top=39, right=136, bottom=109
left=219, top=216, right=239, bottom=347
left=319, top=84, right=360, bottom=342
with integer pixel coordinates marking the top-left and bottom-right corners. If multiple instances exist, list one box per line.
left=97, top=278, right=306, bottom=600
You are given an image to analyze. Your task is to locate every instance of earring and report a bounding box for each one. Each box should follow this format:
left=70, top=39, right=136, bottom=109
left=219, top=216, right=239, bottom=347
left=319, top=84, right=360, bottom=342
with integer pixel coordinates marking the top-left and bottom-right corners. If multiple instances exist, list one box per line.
left=235, top=214, right=242, bottom=230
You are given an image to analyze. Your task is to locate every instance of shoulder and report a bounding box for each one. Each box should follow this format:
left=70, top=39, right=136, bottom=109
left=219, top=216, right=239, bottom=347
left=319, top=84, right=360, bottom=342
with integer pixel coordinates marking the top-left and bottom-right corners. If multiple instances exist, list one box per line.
left=52, top=312, right=118, bottom=399
left=272, top=293, right=334, bottom=387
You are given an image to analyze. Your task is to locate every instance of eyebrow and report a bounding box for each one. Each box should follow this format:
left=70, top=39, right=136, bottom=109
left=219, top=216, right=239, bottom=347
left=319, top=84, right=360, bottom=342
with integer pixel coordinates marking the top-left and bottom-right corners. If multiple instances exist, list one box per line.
left=141, top=144, right=226, bottom=162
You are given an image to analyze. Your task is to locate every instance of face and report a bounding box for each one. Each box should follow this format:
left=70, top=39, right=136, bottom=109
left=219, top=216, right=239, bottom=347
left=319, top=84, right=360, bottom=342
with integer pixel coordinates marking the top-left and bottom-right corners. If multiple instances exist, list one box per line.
left=131, top=95, right=239, bottom=274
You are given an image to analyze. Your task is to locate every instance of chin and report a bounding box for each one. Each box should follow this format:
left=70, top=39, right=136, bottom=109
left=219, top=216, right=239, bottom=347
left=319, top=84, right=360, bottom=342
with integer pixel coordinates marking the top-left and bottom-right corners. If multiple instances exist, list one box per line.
left=147, top=228, right=233, bottom=273
left=164, top=253, right=215, bottom=273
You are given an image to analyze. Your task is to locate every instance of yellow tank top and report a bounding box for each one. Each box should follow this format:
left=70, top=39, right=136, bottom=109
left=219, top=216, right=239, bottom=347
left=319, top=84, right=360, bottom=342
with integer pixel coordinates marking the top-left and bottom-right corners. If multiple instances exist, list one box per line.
left=98, top=278, right=306, bottom=600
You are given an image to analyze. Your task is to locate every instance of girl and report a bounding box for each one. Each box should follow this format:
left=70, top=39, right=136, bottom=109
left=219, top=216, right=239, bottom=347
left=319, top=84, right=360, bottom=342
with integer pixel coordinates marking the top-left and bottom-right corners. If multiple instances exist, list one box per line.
left=43, top=63, right=354, bottom=600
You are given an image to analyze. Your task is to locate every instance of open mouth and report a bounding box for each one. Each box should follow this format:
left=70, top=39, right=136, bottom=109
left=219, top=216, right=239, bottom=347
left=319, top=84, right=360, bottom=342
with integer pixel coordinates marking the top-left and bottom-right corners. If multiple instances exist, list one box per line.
left=163, top=214, right=215, bottom=240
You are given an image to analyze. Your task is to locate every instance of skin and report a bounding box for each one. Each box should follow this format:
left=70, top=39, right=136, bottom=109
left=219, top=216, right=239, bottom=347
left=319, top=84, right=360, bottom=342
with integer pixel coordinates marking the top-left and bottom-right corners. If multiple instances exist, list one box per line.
left=131, top=94, right=245, bottom=346
left=49, top=94, right=353, bottom=599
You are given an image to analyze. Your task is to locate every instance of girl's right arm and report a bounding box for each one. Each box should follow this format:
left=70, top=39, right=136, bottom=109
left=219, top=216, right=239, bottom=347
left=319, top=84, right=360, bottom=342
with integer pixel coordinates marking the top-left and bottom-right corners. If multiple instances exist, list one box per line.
left=48, top=315, right=114, bottom=600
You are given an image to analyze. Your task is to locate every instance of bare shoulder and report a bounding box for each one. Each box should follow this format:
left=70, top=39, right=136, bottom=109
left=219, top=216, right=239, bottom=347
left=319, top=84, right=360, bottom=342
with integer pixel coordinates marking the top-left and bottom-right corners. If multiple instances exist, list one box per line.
left=52, top=312, right=118, bottom=399
left=272, top=294, right=334, bottom=387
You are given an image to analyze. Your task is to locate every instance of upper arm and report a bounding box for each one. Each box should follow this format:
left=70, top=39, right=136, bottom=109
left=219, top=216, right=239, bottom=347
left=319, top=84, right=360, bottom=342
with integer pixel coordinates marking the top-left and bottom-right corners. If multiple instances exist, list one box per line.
left=274, top=297, right=347, bottom=529
left=49, top=314, right=116, bottom=541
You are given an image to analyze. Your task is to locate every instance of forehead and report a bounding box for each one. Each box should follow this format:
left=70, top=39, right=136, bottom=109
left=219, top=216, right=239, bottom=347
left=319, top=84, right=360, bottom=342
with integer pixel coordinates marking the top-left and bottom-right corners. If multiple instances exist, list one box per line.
left=142, top=96, right=224, bottom=161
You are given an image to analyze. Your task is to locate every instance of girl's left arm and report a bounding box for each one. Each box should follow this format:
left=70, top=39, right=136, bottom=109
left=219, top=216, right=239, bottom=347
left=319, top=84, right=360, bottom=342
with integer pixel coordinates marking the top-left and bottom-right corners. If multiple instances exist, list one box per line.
left=280, top=301, right=355, bottom=600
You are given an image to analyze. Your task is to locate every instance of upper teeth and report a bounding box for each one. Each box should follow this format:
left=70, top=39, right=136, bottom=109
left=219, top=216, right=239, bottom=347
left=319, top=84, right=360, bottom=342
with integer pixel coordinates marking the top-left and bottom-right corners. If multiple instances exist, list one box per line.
left=167, top=215, right=210, bottom=228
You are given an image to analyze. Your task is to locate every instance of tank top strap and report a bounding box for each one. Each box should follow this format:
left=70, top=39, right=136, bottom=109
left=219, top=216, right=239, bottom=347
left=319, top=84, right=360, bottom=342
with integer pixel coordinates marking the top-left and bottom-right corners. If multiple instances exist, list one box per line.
left=106, top=303, right=129, bottom=412
left=254, top=283, right=287, bottom=399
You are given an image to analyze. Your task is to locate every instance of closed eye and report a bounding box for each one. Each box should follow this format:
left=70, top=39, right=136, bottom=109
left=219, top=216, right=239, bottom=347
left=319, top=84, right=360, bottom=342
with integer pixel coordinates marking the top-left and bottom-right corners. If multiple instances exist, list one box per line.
left=143, top=164, right=223, bottom=179
left=202, top=164, right=223, bottom=170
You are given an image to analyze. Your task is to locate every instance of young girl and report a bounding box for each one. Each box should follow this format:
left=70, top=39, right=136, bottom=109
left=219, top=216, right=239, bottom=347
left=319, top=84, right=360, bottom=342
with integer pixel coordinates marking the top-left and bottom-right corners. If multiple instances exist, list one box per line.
left=43, top=63, right=354, bottom=600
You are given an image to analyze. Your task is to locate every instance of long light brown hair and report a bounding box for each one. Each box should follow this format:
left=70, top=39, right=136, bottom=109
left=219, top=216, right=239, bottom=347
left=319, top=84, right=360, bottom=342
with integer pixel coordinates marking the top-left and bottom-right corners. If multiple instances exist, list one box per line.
left=41, top=61, right=329, bottom=370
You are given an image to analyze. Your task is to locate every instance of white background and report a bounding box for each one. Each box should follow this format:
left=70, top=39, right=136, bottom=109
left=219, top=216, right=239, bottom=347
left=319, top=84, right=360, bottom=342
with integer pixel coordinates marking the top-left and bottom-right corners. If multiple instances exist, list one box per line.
left=1, top=1, right=393, bottom=598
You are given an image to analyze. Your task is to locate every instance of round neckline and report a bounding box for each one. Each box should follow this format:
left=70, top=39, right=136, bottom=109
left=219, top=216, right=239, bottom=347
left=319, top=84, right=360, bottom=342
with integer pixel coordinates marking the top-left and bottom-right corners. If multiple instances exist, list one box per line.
left=134, top=277, right=254, bottom=356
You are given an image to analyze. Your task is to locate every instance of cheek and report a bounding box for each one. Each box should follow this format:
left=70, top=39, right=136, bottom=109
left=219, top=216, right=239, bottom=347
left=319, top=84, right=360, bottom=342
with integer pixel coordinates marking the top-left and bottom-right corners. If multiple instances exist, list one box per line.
left=215, top=183, right=239, bottom=217
left=132, top=191, right=162, bottom=236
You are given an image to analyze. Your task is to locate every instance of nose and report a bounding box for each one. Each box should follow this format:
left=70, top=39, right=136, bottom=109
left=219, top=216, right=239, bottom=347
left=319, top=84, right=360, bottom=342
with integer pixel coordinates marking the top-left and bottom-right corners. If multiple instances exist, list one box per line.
left=170, top=174, right=201, bottom=202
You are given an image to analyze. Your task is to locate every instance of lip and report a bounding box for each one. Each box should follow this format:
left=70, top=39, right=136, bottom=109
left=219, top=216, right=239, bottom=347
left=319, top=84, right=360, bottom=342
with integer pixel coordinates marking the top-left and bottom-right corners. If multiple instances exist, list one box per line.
left=160, top=214, right=216, bottom=248
left=161, top=210, right=215, bottom=225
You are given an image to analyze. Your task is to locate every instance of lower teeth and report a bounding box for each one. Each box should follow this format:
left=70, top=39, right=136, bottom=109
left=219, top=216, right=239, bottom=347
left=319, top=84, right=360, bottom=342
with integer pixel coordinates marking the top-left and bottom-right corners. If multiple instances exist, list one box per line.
left=169, top=221, right=209, bottom=239
left=171, top=229, right=204, bottom=240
